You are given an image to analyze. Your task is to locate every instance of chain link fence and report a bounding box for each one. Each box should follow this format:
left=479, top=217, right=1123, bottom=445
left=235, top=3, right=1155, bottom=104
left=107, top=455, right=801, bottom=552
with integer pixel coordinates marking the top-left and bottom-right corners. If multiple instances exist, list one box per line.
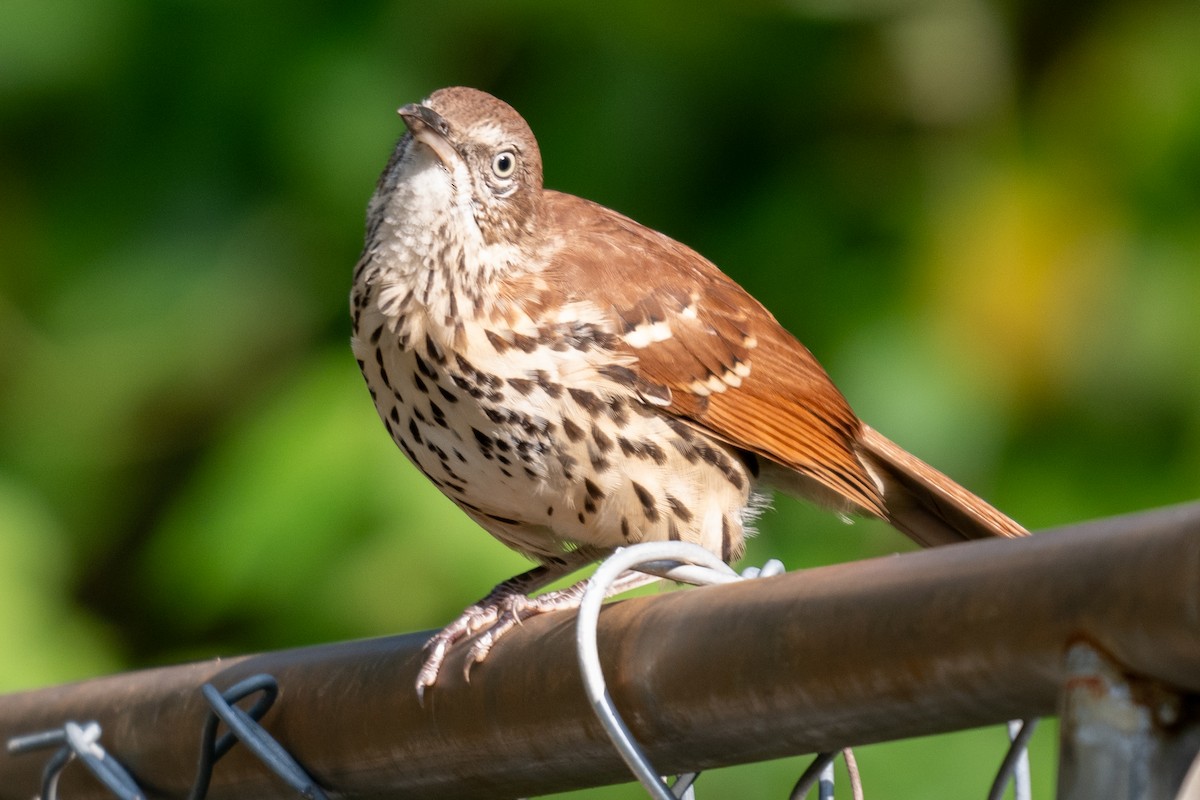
left=1, top=502, right=1198, bottom=799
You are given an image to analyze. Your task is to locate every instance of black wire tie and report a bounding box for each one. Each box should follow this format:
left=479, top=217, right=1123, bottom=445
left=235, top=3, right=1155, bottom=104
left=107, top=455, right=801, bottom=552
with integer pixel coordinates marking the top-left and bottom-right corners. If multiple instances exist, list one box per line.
left=189, top=673, right=329, bottom=800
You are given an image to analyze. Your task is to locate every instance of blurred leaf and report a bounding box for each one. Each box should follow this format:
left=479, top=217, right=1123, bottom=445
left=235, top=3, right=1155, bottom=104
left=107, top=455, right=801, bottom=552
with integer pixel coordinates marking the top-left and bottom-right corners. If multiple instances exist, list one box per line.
left=0, top=0, right=131, bottom=100
left=0, top=477, right=120, bottom=691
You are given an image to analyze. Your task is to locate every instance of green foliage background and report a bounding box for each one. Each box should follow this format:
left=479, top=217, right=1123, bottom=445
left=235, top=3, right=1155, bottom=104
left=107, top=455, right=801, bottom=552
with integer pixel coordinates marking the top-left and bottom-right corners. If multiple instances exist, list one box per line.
left=2, top=0, right=1198, bottom=796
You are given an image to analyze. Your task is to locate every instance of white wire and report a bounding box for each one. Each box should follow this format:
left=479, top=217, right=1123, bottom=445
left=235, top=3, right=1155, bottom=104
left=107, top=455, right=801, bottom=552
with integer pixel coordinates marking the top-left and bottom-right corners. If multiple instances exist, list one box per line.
left=988, top=718, right=1038, bottom=800
left=1012, top=719, right=1034, bottom=800
left=576, top=542, right=743, bottom=800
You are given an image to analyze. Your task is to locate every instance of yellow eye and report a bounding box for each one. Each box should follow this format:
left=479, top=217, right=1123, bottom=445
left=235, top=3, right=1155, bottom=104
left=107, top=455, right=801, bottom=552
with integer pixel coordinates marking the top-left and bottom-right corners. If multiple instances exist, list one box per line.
left=492, top=151, right=517, bottom=179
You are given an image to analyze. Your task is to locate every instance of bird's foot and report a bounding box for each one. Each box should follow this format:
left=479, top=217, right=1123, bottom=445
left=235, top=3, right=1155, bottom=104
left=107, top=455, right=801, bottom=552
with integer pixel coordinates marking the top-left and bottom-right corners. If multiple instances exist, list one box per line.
left=415, top=577, right=591, bottom=702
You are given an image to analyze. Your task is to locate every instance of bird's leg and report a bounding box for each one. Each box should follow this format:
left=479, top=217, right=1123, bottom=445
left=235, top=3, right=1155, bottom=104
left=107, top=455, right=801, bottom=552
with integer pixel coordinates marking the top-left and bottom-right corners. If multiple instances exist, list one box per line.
left=416, top=549, right=659, bottom=700
left=461, top=567, right=660, bottom=672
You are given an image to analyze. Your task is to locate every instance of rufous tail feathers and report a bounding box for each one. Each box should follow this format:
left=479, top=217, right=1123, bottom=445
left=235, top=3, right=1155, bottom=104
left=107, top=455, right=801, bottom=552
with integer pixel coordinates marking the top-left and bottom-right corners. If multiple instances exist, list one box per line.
left=857, top=424, right=1027, bottom=547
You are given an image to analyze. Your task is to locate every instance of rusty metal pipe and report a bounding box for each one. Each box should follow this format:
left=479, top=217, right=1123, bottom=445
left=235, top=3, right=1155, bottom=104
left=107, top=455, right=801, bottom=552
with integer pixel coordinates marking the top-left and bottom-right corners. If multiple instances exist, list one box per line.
left=0, top=502, right=1198, bottom=799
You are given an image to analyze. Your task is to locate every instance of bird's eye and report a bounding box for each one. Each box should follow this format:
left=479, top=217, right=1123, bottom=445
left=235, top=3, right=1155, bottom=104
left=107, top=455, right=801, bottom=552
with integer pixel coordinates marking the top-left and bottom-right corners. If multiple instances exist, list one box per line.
left=491, top=151, right=517, bottom=179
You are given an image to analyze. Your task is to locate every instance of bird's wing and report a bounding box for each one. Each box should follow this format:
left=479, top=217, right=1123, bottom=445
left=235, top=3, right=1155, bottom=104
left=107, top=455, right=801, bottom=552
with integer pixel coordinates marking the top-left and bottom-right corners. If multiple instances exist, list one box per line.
left=541, top=191, right=887, bottom=518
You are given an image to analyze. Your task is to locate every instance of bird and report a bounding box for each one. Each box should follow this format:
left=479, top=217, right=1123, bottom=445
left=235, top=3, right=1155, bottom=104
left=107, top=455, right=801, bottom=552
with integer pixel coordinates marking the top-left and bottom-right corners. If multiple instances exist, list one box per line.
left=349, top=86, right=1027, bottom=697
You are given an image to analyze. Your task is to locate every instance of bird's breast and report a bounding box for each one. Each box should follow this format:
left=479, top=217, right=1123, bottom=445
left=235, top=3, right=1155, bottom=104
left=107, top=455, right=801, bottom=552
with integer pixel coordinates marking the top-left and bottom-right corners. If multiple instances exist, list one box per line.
left=353, top=289, right=763, bottom=563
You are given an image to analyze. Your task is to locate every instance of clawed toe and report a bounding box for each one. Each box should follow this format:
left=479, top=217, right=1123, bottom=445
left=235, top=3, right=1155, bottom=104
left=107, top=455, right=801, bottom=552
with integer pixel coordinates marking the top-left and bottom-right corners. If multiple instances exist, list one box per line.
left=413, top=596, right=528, bottom=696
left=463, top=613, right=522, bottom=679
left=412, top=556, right=626, bottom=701
left=415, top=590, right=574, bottom=697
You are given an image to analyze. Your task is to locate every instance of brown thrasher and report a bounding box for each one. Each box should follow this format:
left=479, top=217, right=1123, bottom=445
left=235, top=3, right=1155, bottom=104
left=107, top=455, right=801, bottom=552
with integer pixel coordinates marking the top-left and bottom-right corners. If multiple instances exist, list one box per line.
left=350, top=86, right=1027, bottom=697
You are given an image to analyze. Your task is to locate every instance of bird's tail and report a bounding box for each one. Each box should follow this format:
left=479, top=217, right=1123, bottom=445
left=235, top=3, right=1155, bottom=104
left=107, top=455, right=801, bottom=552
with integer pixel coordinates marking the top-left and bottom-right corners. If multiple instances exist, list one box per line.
left=857, top=424, right=1028, bottom=547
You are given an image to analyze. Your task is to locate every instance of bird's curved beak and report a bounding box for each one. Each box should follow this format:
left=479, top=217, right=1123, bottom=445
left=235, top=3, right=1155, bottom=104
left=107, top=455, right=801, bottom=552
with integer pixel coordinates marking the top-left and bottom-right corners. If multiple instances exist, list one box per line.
left=398, top=103, right=458, bottom=166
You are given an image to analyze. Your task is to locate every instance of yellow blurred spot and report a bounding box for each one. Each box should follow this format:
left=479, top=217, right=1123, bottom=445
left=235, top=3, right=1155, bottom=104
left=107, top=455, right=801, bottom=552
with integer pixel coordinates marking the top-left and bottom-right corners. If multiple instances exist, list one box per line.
left=921, top=164, right=1125, bottom=405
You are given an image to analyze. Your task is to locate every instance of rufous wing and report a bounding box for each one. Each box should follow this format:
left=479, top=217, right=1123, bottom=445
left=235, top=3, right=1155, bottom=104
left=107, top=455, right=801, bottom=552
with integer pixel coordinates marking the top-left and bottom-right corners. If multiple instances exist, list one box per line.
left=541, top=191, right=1028, bottom=546
left=542, top=191, right=887, bottom=519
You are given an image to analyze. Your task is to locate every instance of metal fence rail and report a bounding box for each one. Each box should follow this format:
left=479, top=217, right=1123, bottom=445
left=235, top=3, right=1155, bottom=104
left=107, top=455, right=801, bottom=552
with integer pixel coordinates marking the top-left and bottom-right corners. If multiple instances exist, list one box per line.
left=1, top=502, right=1198, bottom=799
